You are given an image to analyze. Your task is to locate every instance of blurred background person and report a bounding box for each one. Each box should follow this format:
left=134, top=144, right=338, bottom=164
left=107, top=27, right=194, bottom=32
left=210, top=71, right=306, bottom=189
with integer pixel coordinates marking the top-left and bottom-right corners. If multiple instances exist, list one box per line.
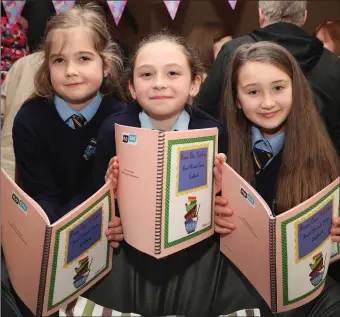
left=315, top=19, right=340, bottom=56
left=186, top=22, right=232, bottom=80
left=20, top=0, right=56, bottom=52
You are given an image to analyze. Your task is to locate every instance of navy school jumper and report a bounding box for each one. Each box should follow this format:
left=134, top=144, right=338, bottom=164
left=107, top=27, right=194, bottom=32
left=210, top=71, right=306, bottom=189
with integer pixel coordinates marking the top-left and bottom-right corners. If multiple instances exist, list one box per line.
left=12, top=95, right=126, bottom=222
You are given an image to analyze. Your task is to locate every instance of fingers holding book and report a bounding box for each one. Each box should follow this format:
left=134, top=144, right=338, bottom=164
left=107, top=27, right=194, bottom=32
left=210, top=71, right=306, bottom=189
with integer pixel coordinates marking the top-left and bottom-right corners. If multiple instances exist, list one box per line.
left=105, top=216, right=124, bottom=248
left=105, top=156, right=119, bottom=193
left=331, top=216, right=340, bottom=242
left=214, top=195, right=236, bottom=236
left=214, top=153, right=227, bottom=195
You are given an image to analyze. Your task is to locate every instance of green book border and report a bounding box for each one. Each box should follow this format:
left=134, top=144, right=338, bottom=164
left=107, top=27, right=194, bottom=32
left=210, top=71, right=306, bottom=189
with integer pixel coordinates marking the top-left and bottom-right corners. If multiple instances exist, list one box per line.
left=281, top=184, right=339, bottom=306
left=47, top=190, right=112, bottom=310
left=164, top=136, right=216, bottom=249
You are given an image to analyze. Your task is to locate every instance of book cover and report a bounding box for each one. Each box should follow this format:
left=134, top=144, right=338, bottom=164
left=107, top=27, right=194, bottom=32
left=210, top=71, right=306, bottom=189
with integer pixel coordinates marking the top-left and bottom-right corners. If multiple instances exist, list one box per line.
left=115, top=124, right=217, bottom=258
left=275, top=181, right=339, bottom=312
left=220, top=163, right=340, bottom=313
left=1, top=168, right=114, bottom=316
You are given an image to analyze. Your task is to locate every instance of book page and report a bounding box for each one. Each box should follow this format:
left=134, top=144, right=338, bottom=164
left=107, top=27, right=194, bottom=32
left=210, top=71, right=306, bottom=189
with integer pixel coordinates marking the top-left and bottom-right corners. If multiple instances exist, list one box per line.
left=219, top=163, right=274, bottom=308
left=275, top=178, right=339, bottom=312
left=43, top=181, right=114, bottom=316
left=331, top=242, right=340, bottom=263
left=115, top=124, right=159, bottom=257
left=159, top=128, right=217, bottom=257
left=1, top=168, right=49, bottom=315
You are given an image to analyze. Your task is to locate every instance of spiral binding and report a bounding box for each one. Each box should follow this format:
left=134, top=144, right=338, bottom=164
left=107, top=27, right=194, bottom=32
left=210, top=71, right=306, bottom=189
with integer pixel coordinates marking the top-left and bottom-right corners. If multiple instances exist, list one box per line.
left=36, top=226, right=52, bottom=316
left=155, top=131, right=165, bottom=255
left=269, top=218, right=277, bottom=313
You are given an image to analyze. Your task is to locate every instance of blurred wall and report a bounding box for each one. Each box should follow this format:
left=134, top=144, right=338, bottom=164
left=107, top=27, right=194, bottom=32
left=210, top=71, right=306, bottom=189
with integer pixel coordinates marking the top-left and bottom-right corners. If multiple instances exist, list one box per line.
left=115, top=0, right=340, bottom=50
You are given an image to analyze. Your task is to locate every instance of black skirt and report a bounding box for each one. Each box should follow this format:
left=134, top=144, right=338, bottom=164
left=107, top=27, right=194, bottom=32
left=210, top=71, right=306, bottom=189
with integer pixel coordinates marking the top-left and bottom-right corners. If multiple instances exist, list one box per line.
left=84, top=236, right=272, bottom=317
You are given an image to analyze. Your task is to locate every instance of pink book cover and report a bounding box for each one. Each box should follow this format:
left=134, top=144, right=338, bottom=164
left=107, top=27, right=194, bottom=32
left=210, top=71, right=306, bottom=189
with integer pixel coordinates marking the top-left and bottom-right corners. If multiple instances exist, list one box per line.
left=115, top=124, right=217, bottom=258
left=1, top=168, right=114, bottom=316
left=220, top=163, right=340, bottom=313
left=220, top=163, right=274, bottom=308
left=275, top=177, right=339, bottom=312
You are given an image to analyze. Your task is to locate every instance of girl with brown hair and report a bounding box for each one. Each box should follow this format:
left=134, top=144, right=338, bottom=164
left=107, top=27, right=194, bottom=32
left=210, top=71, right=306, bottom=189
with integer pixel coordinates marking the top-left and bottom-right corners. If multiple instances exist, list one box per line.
left=214, top=41, right=340, bottom=256
left=212, top=41, right=340, bottom=316
left=217, top=41, right=339, bottom=213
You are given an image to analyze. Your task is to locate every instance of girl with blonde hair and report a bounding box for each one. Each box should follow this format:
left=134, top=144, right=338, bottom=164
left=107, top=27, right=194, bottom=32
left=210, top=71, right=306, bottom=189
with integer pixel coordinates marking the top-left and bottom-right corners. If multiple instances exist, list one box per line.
left=13, top=3, right=126, bottom=222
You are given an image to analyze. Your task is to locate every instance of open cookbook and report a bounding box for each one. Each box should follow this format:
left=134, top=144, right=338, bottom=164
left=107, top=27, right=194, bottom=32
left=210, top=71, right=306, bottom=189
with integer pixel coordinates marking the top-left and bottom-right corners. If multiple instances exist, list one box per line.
left=220, top=163, right=340, bottom=313
left=115, top=124, right=218, bottom=258
left=1, top=168, right=114, bottom=316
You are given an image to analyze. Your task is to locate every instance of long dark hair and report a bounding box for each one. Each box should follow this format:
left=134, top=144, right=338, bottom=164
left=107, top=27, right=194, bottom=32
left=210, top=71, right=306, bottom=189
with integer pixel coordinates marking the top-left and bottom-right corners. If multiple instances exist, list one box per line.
left=221, top=41, right=340, bottom=213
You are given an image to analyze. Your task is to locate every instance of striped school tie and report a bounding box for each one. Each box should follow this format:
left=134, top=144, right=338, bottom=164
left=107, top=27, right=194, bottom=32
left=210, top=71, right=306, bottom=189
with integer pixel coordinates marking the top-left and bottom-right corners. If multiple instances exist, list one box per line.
left=70, top=114, right=86, bottom=130
left=252, top=141, right=273, bottom=171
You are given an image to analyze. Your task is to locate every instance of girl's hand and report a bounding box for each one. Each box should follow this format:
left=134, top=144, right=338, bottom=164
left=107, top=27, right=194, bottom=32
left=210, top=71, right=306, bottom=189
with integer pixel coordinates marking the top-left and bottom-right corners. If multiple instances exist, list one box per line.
left=214, top=196, right=236, bottom=235
left=331, top=216, right=340, bottom=242
left=214, top=153, right=227, bottom=194
left=105, top=216, right=124, bottom=248
left=105, top=156, right=119, bottom=193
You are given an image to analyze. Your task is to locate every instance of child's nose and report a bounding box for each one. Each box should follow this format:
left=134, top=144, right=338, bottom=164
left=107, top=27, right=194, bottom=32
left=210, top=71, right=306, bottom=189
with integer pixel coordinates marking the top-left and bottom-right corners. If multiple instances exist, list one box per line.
left=261, top=96, right=276, bottom=109
left=65, top=61, right=79, bottom=77
left=153, top=75, right=167, bottom=89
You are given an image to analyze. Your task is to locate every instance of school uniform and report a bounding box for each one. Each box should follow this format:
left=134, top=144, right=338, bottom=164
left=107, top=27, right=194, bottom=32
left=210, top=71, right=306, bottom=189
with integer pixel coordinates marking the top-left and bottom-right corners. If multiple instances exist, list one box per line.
left=215, top=127, right=340, bottom=317
left=85, top=103, right=274, bottom=317
left=12, top=94, right=126, bottom=222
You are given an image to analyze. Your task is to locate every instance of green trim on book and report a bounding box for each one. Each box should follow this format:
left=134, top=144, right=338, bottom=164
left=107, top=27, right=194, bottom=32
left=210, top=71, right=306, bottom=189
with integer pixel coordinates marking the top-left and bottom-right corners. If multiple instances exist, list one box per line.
left=164, top=136, right=216, bottom=249
left=47, top=190, right=113, bottom=310
left=281, top=184, right=339, bottom=306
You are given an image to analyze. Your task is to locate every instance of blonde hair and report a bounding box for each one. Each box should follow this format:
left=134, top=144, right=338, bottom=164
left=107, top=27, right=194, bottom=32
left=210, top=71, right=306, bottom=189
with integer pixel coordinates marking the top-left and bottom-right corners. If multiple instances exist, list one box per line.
left=34, top=3, right=124, bottom=100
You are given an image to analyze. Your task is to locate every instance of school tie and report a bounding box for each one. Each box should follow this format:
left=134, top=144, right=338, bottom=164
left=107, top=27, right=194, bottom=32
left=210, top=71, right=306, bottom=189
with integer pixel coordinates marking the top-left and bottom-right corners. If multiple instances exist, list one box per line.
left=252, top=141, right=273, bottom=171
left=70, top=114, right=86, bottom=130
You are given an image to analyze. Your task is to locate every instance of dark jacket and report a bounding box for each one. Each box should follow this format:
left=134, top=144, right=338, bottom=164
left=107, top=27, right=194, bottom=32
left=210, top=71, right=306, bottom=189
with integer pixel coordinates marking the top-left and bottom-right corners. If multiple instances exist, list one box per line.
left=13, top=95, right=126, bottom=222
left=194, top=22, right=340, bottom=154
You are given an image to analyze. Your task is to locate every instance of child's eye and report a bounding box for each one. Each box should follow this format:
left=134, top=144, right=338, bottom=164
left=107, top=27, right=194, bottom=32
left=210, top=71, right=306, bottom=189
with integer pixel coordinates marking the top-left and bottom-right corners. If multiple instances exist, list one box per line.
left=141, top=72, right=152, bottom=77
left=273, top=85, right=284, bottom=91
left=168, top=71, right=179, bottom=77
left=79, top=56, right=91, bottom=62
left=248, top=90, right=258, bottom=95
left=53, top=57, right=64, bottom=64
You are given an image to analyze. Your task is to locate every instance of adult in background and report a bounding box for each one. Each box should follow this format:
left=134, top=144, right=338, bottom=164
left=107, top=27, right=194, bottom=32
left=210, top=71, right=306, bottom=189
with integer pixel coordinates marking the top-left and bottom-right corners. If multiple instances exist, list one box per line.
left=315, top=19, right=340, bottom=56
left=186, top=22, right=232, bottom=80
left=21, top=0, right=56, bottom=52
left=194, top=1, right=340, bottom=156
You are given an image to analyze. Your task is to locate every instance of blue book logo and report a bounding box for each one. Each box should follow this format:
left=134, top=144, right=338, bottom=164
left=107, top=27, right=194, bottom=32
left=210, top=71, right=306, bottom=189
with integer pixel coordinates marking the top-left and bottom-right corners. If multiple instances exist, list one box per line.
left=123, top=133, right=137, bottom=145
left=12, top=192, right=28, bottom=214
left=240, top=188, right=255, bottom=207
